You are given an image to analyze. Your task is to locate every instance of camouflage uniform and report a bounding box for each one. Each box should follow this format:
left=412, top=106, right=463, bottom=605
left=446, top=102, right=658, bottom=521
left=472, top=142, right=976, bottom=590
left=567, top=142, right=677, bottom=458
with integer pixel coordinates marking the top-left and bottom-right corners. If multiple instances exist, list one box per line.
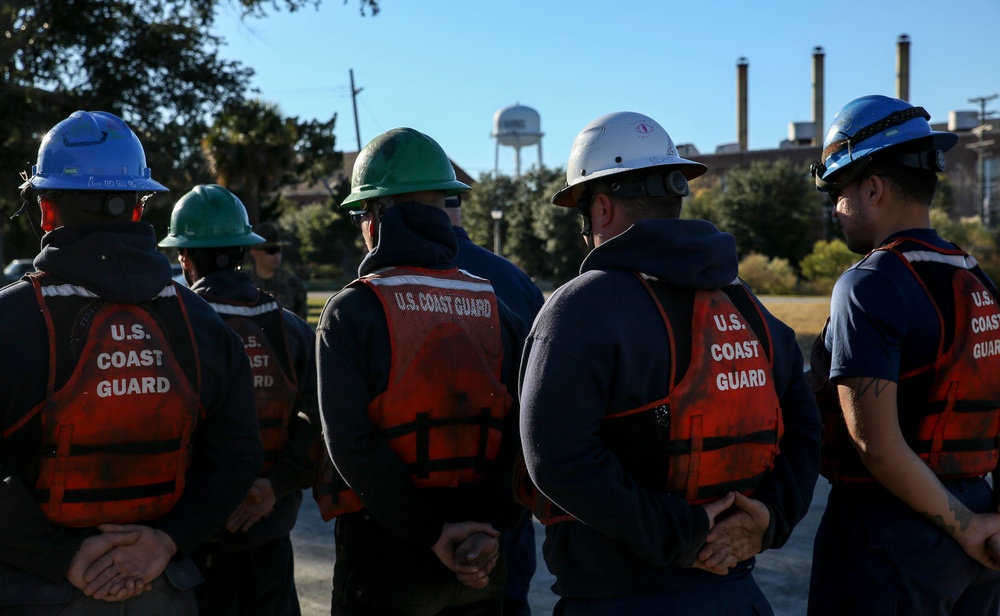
left=251, top=268, right=308, bottom=321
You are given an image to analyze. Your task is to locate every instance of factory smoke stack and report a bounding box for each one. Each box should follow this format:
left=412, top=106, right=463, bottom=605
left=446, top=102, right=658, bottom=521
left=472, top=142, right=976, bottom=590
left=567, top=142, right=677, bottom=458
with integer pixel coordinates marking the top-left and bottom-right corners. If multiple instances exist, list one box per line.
left=737, top=57, right=748, bottom=152
left=896, top=34, right=910, bottom=102
left=812, top=47, right=825, bottom=147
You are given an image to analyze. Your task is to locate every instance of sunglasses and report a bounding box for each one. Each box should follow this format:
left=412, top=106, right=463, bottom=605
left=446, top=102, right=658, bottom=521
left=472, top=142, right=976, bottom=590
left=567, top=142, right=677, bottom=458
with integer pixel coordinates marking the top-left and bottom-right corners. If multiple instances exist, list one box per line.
left=259, top=245, right=281, bottom=255
left=349, top=210, right=370, bottom=229
left=350, top=202, right=386, bottom=230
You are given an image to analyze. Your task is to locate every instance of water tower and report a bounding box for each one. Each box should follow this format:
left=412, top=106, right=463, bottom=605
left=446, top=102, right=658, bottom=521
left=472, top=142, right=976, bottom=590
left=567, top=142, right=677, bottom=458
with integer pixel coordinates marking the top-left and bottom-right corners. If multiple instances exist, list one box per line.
left=492, top=104, right=543, bottom=177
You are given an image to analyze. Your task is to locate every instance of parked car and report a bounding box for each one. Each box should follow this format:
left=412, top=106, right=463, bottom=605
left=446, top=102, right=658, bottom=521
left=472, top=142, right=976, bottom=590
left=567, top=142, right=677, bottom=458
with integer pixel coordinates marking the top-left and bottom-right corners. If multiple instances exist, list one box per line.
left=3, top=259, right=35, bottom=283
left=171, top=263, right=187, bottom=287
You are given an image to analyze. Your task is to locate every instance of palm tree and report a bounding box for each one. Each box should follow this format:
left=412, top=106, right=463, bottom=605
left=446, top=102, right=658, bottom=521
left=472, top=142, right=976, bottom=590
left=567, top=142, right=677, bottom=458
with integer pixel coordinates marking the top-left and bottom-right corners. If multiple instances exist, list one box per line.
left=202, top=99, right=297, bottom=224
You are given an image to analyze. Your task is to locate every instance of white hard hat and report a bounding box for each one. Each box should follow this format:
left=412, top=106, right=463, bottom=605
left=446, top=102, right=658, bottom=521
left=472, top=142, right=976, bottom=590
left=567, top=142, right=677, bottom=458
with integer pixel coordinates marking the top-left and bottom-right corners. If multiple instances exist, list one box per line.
left=552, top=111, right=707, bottom=207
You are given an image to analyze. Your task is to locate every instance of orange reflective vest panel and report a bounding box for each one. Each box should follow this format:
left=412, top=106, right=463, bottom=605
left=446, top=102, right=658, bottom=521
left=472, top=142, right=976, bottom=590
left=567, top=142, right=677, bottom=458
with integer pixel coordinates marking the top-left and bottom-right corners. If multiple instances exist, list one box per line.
left=518, top=274, right=783, bottom=525
left=820, top=239, right=1000, bottom=480
left=316, top=267, right=512, bottom=521
left=6, top=276, right=203, bottom=527
left=208, top=297, right=298, bottom=472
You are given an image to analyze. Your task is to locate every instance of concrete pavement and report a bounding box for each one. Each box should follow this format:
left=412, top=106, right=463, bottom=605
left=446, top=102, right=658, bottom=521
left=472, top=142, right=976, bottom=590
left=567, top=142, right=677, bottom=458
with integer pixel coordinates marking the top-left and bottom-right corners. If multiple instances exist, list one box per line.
left=290, top=481, right=831, bottom=615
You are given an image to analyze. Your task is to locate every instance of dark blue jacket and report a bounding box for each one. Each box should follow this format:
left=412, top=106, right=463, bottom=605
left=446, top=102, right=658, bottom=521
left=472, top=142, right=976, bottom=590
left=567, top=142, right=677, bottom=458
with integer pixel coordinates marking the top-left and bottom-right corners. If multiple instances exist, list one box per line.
left=191, top=269, right=319, bottom=552
left=316, top=203, right=527, bottom=549
left=519, top=218, right=822, bottom=598
left=0, top=222, right=261, bottom=605
left=452, top=225, right=544, bottom=328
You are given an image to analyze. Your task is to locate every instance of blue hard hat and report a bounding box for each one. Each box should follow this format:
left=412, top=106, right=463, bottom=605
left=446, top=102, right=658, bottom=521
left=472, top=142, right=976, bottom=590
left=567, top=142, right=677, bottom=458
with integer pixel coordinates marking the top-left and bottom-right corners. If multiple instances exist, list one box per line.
left=19, top=111, right=167, bottom=194
left=811, top=95, right=958, bottom=191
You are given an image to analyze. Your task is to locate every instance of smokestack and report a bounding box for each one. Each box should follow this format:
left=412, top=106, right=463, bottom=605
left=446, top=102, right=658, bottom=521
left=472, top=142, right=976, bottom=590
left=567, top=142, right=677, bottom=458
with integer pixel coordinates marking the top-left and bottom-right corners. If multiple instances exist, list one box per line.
left=737, top=57, right=748, bottom=152
left=812, top=46, right=825, bottom=147
left=896, top=34, right=910, bottom=102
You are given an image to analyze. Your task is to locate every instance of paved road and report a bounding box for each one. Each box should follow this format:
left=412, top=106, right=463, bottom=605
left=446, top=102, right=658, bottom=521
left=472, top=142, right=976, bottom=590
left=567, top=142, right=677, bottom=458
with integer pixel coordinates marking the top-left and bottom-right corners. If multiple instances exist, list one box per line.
left=290, top=481, right=831, bottom=616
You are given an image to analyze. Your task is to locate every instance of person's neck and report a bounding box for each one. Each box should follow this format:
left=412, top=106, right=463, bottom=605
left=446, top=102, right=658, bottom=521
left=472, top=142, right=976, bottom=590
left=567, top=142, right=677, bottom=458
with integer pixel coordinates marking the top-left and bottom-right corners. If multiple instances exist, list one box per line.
left=875, top=203, right=931, bottom=246
left=255, top=265, right=277, bottom=279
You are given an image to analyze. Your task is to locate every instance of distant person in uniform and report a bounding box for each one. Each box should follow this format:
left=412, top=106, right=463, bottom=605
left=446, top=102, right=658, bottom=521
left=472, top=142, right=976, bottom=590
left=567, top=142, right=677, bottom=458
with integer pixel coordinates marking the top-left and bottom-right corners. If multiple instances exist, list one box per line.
left=0, top=110, right=261, bottom=615
left=160, top=184, right=320, bottom=616
left=445, top=193, right=542, bottom=616
left=248, top=222, right=309, bottom=321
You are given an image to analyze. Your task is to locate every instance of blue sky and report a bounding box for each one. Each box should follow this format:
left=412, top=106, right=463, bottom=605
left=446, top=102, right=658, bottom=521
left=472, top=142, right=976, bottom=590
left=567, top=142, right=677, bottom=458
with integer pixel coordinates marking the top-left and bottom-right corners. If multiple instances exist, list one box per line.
left=212, top=0, right=1000, bottom=180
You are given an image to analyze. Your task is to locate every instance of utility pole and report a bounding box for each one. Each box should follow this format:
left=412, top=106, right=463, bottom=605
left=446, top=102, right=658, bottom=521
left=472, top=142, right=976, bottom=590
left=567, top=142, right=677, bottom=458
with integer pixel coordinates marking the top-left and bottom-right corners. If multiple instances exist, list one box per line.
left=350, top=69, right=364, bottom=151
left=969, top=94, right=997, bottom=226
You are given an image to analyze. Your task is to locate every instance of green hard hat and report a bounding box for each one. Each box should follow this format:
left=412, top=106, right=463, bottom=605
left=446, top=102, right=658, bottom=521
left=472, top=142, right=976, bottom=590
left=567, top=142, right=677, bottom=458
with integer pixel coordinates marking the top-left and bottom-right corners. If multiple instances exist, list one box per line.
left=340, top=127, right=471, bottom=209
left=158, top=184, right=266, bottom=248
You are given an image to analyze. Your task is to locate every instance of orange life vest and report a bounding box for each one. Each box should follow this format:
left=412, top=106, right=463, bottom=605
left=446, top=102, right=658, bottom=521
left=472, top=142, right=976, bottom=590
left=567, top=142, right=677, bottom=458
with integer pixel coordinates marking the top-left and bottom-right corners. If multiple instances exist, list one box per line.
left=315, top=267, right=512, bottom=521
left=206, top=294, right=298, bottom=472
left=517, top=274, right=783, bottom=524
left=3, top=275, right=203, bottom=527
left=817, top=238, right=1000, bottom=481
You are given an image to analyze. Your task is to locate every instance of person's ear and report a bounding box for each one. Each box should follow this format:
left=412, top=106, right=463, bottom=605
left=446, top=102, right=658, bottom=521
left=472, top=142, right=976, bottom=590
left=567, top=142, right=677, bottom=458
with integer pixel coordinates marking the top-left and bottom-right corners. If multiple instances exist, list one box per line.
left=592, top=193, right=616, bottom=232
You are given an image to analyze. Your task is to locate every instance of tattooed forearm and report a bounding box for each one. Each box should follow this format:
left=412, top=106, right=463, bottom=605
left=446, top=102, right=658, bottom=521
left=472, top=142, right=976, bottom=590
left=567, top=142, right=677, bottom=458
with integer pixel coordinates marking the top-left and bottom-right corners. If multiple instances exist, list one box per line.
left=856, top=377, right=891, bottom=399
left=920, top=492, right=973, bottom=536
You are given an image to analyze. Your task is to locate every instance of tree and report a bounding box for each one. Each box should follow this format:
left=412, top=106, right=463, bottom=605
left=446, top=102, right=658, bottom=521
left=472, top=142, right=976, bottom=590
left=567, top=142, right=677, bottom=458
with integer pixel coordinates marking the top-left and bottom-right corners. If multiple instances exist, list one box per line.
left=276, top=199, right=358, bottom=282
left=464, top=167, right=581, bottom=286
left=463, top=173, right=519, bottom=255
left=506, top=166, right=563, bottom=276
left=710, top=159, right=826, bottom=267
left=0, top=0, right=374, bottom=259
left=531, top=173, right=587, bottom=287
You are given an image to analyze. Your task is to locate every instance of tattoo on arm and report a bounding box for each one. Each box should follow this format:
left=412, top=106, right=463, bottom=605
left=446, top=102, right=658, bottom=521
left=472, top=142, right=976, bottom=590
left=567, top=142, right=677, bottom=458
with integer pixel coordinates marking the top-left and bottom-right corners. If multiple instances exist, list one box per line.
left=857, top=378, right=890, bottom=399
left=920, top=492, right=973, bottom=536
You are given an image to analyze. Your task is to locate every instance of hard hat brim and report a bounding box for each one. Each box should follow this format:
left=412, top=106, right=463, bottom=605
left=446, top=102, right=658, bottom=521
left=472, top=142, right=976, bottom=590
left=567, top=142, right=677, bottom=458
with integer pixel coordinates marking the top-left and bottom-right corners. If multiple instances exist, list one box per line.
left=158, top=232, right=266, bottom=249
left=21, top=174, right=169, bottom=194
left=551, top=160, right=707, bottom=207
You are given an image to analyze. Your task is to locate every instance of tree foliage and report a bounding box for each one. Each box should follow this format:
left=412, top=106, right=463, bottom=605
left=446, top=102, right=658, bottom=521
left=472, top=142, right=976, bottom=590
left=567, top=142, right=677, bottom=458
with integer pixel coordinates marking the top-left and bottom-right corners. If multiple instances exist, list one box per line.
left=275, top=199, right=359, bottom=281
left=691, top=159, right=826, bottom=267
left=0, top=0, right=372, bottom=261
left=799, top=238, right=856, bottom=294
left=738, top=253, right=798, bottom=295
left=202, top=99, right=340, bottom=224
left=464, top=167, right=584, bottom=287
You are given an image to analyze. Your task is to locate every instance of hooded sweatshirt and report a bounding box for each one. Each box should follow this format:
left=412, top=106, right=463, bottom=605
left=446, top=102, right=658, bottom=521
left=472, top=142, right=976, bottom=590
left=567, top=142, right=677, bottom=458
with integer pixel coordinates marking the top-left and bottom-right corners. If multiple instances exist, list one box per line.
left=519, top=218, right=822, bottom=598
left=0, top=222, right=261, bottom=603
left=316, top=203, right=527, bottom=549
left=191, top=269, right=320, bottom=552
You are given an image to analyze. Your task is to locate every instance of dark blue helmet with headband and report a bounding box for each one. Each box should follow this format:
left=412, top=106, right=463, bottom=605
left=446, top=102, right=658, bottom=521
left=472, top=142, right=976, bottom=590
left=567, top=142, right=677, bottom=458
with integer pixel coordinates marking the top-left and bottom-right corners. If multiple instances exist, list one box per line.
left=810, top=95, right=958, bottom=193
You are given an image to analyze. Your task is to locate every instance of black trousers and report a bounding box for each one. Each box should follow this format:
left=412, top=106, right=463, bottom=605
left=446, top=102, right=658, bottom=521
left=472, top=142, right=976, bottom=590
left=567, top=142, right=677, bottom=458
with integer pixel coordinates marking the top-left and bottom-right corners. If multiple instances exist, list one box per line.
left=331, top=512, right=506, bottom=616
left=809, top=477, right=1000, bottom=616
left=192, top=534, right=302, bottom=616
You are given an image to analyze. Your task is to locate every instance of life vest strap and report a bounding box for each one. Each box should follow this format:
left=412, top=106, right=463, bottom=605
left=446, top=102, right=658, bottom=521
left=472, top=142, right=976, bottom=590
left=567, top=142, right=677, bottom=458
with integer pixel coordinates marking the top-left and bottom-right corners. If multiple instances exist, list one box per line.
left=659, top=429, right=780, bottom=455
left=41, top=438, right=184, bottom=457
left=36, top=480, right=178, bottom=504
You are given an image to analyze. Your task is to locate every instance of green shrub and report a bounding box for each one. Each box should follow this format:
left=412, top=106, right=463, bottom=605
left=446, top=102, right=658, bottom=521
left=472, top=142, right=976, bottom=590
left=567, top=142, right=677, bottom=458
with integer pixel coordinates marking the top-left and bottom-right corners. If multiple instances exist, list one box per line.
left=800, top=239, right=856, bottom=294
left=739, top=253, right=797, bottom=295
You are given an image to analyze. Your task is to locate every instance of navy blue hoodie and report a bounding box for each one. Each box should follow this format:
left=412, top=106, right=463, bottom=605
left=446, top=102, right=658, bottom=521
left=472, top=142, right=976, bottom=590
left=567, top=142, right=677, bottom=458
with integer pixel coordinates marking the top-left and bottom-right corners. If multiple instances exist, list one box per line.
left=519, top=218, right=822, bottom=598
left=191, top=269, right=320, bottom=552
left=0, top=222, right=261, bottom=605
left=316, top=203, right=527, bottom=549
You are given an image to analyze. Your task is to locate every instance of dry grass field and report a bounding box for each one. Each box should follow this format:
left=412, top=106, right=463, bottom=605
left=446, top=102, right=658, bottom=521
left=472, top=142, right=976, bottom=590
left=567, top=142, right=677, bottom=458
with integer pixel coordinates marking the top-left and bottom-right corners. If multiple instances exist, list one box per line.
left=759, top=296, right=831, bottom=358
left=310, top=292, right=832, bottom=358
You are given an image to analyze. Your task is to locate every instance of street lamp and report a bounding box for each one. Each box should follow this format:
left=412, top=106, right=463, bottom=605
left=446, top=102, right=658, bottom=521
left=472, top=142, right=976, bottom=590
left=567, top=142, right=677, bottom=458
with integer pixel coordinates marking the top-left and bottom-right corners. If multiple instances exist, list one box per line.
left=490, top=208, right=504, bottom=255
